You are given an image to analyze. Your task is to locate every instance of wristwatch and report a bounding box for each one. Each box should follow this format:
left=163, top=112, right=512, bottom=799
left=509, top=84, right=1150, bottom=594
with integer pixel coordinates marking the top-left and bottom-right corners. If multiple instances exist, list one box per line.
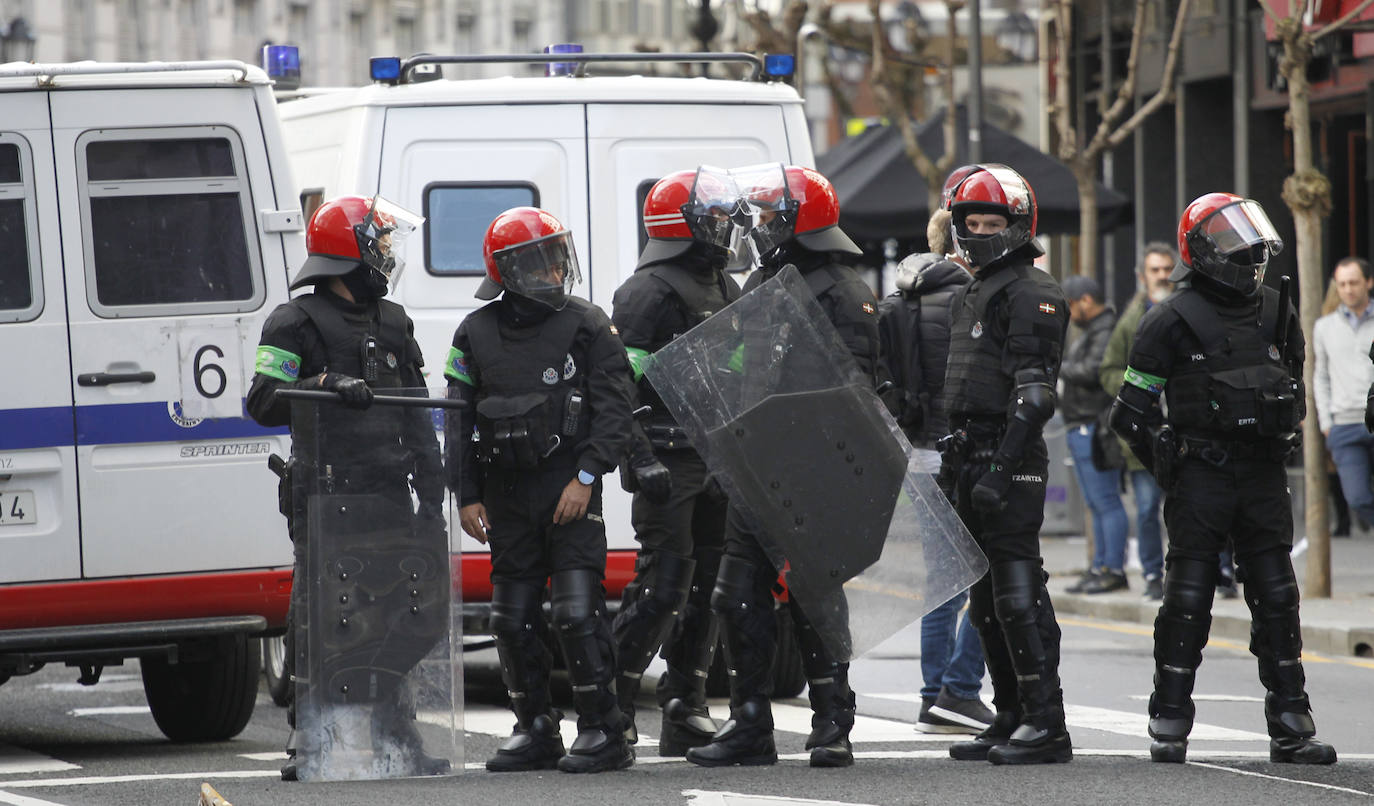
left=577, top=469, right=596, bottom=486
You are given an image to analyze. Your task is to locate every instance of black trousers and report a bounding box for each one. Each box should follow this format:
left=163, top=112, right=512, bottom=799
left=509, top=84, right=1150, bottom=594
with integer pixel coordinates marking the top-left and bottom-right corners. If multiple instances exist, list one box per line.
left=629, top=449, right=726, bottom=558
left=484, top=462, right=608, bottom=585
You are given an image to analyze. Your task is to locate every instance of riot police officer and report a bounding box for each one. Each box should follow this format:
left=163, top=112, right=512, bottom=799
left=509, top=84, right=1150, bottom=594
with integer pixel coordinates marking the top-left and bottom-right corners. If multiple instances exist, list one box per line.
left=1110, top=193, right=1337, bottom=765
left=609, top=168, right=742, bottom=755
left=445, top=207, right=636, bottom=774
left=936, top=164, right=1073, bottom=765
left=247, top=195, right=448, bottom=780
left=685, top=164, right=879, bottom=769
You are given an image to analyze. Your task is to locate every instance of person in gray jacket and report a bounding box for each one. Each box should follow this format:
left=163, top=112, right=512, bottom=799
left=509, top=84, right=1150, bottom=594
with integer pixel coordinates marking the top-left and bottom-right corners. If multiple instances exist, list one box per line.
left=1315, top=257, right=1374, bottom=528
left=1059, top=275, right=1129, bottom=594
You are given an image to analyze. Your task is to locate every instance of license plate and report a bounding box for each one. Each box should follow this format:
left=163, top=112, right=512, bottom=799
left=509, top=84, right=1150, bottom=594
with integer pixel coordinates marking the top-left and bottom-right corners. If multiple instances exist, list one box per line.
left=0, top=490, right=36, bottom=525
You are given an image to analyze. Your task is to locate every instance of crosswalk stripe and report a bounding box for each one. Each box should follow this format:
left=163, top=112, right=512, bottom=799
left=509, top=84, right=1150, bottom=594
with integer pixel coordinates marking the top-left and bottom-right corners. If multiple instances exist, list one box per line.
left=0, top=790, right=71, bottom=806
left=0, top=746, right=79, bottom=776
left=66, top=706, right=149, bottom=717
left=685, top=789, right=880, bottom=806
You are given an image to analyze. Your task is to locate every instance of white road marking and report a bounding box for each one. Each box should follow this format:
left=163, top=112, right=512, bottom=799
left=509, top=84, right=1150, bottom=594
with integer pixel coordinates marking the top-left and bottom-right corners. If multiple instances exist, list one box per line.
left=0, top=771, right=279, bottom=788
left=0, top=791, right=71, bottom=806
left=684, top=789, right=880, bottom=806
left=0, top=746, right=78, bottom=775
left=1127, top=693, right=1265, bottom=703
left=66, top=706, right=149, bottom=717
left=1189, top=760, right=1373, bottom=797
left=36, top=675, right=140, bottom=694
left=237, top=752, right=289, bottom=762
left=706, top=702, right=929, bottom=743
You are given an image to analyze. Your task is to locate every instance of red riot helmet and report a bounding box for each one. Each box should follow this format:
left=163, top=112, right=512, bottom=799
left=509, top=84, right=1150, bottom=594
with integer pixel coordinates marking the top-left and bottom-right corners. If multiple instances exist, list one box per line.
left=637, top=167, right=746, bottom=268
left=735, top=163, right=862, bottom=262
left=478, top=206, right=582, bottom=310
left=290, top=195, right=423, bottom=291
left=1175, top=192, right=1282, bottom=297
left=942, top=163, right=1039, bottom=269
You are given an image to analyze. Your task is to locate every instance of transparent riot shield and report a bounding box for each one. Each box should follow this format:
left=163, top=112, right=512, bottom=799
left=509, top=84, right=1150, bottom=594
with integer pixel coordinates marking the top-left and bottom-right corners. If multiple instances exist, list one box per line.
left=281, top=387, right=462, bottom=782
left=642, top=266, right=987, bottom=661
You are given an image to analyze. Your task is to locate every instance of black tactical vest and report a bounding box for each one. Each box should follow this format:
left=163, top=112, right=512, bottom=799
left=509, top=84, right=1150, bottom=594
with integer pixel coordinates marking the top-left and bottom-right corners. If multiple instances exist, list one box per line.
left=942, top=265, right=1023, bottom=419
left=293, top=294, right=411, bottom=488
left=1164, top=286, right=1300, bottom=440
left=464, top=301, right=591, bottom=469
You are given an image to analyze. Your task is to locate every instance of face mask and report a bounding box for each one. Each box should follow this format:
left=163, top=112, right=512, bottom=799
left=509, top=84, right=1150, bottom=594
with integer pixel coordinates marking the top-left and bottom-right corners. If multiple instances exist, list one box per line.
left=342, top=266, right=390, bottom=300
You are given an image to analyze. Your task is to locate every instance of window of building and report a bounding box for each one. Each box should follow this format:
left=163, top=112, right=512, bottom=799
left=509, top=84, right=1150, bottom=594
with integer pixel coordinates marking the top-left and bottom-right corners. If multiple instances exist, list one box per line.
left=424, top=184, right=539, bottom=276
left=78, top=131, right=262, bottom=315
left=0, top=138, right=41, bottom=321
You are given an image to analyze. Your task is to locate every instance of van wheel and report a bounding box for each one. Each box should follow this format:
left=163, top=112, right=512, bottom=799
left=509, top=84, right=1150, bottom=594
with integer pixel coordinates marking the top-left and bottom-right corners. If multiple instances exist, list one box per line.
left=142, top=634, right=260, bottom=742
left=261, top=636, right=290, bottom=707
left=771, top=608, right=807, bottom=699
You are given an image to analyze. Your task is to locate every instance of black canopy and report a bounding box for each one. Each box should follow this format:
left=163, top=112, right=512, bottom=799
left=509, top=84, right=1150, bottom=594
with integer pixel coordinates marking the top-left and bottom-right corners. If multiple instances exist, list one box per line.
left=816, top=106, right=1131, bottom=243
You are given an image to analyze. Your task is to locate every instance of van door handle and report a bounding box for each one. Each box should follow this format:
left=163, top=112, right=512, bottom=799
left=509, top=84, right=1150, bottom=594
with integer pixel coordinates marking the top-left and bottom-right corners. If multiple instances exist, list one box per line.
left=77, top=371, right=157, bottom=386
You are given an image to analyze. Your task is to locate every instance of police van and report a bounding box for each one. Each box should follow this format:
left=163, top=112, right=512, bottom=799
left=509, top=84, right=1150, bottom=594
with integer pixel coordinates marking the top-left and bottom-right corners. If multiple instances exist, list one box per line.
left=276, top=51, right=813, bottom=688
left=0, top=60, right=302, bottom=739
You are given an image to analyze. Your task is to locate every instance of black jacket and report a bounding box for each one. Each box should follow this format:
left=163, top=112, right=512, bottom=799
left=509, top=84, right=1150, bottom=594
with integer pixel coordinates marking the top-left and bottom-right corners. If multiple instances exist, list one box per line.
left=877, top=254, right=970, bottom=445
left=1059, top=306, right=1118, bottom=426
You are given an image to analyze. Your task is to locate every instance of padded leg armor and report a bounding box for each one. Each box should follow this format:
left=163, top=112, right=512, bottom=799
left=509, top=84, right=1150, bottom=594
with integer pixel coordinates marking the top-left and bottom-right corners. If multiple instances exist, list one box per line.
left=1147, top=557, right=1215, bottom=763
left=487, top=581, right=566, bottom=772
left=985, top=560, right=1073, bottom=765
left=793, top=602, right=855, bottom=768
left=685, top=555, right=779, bottom=767
left=1241, top=549, right=1337, bottom=765
left=369, top=681, right=451, bottom=776
left=950, top=573, right=1022, bottom=761
left=611, top=551, right=695, bottom=745
left=656, top=548, right=723, bottom=756
left=551, top=569, right=634, bottom=773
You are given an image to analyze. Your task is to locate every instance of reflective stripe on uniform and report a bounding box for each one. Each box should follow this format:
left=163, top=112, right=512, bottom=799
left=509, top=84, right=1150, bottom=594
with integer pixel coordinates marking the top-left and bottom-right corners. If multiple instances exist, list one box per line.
left=255, top=345, right=301, bottom=382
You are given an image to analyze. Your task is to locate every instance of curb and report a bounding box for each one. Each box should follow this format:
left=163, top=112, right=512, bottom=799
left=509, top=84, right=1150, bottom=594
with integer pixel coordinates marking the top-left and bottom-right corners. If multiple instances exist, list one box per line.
left=1049, top=588, right=1374, bottom=659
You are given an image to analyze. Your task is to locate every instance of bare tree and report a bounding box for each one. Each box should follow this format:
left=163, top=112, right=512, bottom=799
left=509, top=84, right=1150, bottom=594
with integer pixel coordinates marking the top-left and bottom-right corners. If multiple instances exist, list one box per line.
left=1260, top=0, right=1374, bottom=598
left=1050, top=0, right=1193, bottom=279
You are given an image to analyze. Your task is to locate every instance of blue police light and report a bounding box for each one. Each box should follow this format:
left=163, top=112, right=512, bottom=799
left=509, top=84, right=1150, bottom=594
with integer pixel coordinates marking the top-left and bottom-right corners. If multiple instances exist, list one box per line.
left=764, top=53, right=795, bottom=79
left=543, top=43, right=583, bottom=77
left=261, top=44, right=300, bottom=90
left=370, top=57, right=402, bottom=84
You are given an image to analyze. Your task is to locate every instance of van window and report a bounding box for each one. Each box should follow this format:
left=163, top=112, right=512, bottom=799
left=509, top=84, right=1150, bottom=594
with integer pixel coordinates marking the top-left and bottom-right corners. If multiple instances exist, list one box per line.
left=78, top=128, right=264, bottom=317
left=0, top=138, right=41, bottom=322
left=424, top=183, right=538, bottom=276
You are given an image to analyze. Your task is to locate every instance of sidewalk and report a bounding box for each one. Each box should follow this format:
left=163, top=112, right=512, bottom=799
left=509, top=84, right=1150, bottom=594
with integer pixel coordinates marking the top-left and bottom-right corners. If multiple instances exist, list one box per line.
left=1041, top=531, right=1374, bottom=658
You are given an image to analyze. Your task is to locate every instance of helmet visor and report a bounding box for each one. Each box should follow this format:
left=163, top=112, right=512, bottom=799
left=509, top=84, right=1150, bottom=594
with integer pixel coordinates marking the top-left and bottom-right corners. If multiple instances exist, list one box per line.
left=734, top=162, right=797, bottom=260
left=682, top=165, right=748, bottom=256
left=490, top=230, right=581, bottom=310
left=356, top=196, right=425, bottom=279
left=1197, top=199, right=1283, bottom=258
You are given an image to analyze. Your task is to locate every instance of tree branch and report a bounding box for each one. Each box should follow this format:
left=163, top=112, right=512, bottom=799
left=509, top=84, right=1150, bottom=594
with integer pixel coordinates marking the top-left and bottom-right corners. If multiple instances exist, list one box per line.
left=1257, top=0, right=1283, bottom=25
left=1103, top=0, right=1195, bottom=151
left=1052, top=0, right=1078, bottom=162
left=867, top=0, right=941, bottom=184
left=1093, top=0, right=1149, bottom=138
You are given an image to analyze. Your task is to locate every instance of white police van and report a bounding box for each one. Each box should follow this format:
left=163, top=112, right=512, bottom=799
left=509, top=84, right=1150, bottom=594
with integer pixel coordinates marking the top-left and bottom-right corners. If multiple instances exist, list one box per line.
left=0, top=60, right=302, bottom=740
left=275, top=49, right=814, bottom=694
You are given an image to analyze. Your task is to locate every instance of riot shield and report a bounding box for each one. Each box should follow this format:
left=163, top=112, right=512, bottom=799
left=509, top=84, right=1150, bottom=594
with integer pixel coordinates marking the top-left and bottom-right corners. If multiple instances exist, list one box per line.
left=283, top=387, right=461, bottom=782
left=643, top=267, right=987, bottom=661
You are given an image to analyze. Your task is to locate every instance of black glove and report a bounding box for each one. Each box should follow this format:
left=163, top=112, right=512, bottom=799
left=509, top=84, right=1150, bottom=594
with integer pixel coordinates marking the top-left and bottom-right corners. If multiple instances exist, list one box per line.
left=1366, top=385, right=1374, bottom=432
left=934, top=430, right=969, bottom=500
left=631, top=458, right=673, bottom=505
left=321, top=372, right=373, bottom=409
left=970, top=459, right=1012, bottom=514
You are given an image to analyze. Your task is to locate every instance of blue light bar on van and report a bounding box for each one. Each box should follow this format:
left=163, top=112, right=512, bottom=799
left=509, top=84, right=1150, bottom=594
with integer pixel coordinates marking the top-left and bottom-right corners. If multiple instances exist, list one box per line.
left=764, top=53, right=795, bottom=78
left=261, top=45, right=301, bottom=90
left=544, top=43, right=583, bottom=77
left=370, top=57, right=402, bottom=84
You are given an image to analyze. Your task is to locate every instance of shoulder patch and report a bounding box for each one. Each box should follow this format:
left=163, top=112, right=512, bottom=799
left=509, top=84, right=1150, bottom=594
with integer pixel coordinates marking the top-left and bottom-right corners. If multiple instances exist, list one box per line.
left=861, top=301, right=876, bottom=315
left=1038, top=302, right=1057, bottom=315
left=609, top=324, right=619, bottom=335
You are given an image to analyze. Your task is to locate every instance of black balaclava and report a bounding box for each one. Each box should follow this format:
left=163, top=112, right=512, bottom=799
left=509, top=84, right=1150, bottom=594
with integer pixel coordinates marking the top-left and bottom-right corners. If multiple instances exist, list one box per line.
left=340, top=263, right=389, bottom=301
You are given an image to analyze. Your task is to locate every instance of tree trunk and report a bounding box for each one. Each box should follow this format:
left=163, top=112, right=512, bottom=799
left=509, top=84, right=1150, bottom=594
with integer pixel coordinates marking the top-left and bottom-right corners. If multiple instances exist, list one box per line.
left=1281, top=30, right=1332, bottom=598
left=1074, top=164, right=1098, bottom=277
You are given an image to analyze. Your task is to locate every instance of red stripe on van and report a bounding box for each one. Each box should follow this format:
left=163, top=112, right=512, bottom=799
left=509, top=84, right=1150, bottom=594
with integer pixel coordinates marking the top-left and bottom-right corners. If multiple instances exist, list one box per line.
left=458, top=550, right=639, bottom=601
left=0, top=571, right=293, bottom=631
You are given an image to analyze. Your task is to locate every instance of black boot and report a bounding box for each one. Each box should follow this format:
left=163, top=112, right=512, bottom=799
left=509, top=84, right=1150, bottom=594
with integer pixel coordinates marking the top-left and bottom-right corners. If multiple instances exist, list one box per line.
left=1242, top=550, right=1337, bottom=766
left=985, top=561, right=1072, bottom=765
left=1147, top=557, right=1215, bottom=763
left=488, top=581, right=566, bottom=771
left=805, top=682, right=855, bottom=768
left=487, top=710, right=567, bottom=772
left=552, top=570, right=635, bottom=774
left=685, top=696, right=777, bottom=767
left=612, top=551, right=696, bottom=745
left=949, top=710, right=1019, bottom=761
left=656, top=549, right=723, bottom=756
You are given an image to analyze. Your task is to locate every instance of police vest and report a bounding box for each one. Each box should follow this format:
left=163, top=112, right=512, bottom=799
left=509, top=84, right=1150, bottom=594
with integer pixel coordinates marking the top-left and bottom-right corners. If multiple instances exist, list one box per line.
left=1165, top=287, right=1300, bottom=440
left=293, top=294, right=412, bottom=485
left=464, top=302, right=592, bottom=469
left=942, top=265, right=1024, bottom=419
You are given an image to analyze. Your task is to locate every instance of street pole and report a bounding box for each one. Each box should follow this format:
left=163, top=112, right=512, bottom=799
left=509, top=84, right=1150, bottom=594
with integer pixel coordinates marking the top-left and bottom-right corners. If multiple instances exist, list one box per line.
left=968, top=0, right=983, bottom=163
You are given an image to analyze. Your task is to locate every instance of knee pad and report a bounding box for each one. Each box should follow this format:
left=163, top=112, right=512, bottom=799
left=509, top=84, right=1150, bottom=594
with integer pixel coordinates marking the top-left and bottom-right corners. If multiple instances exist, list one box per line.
left=990, top=561, right=1047, bottom=671
left=646, top=551, right=696, bottom=611
left=550, top=569, right=603, bottom=632
left=491, top=581, right=545, bottom=642
left=710, top=554, right=772, bottom=617
left=1154, top=558, right=1215, bottom=670
left=1240, top=548, right=1300, bottom=616
left=551, top=569, right=613, bottom=687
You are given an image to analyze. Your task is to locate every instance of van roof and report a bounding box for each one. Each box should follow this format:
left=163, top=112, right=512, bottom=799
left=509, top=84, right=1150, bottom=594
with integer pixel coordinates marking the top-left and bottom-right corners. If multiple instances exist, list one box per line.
left=0, top=61, right=270, bottom=92
left=277, top=74, right=804, bottom=115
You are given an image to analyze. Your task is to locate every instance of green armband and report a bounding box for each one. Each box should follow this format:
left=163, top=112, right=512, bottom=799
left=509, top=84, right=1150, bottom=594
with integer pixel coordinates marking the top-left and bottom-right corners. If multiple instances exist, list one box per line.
left=255, top=345, right=302, bottom=382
